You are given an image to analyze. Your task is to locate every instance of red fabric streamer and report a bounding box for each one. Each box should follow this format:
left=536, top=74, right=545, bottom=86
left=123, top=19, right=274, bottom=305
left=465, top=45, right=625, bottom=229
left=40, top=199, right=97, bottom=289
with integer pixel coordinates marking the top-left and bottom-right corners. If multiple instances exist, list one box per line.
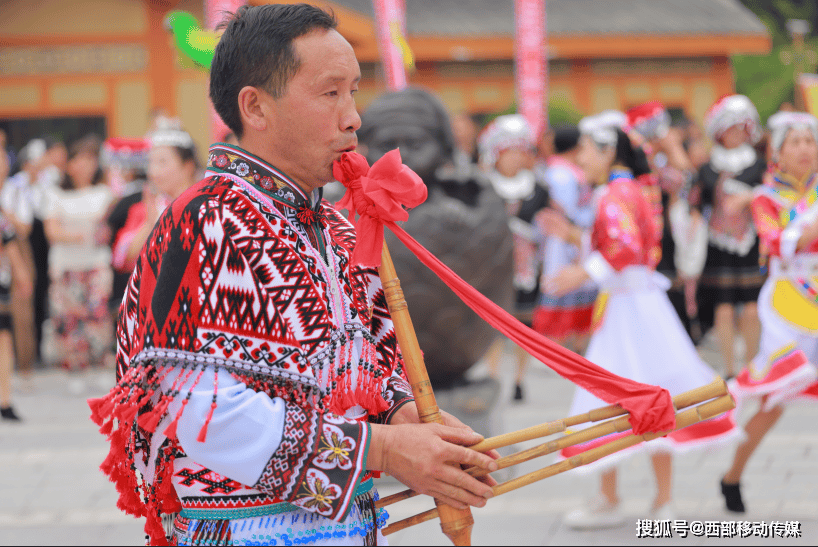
left=334, top=150, right=676, bottom=435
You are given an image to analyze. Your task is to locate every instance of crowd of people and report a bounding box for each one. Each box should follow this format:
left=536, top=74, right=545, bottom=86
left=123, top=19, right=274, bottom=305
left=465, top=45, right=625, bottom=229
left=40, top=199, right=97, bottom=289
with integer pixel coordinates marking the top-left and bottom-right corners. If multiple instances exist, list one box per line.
left=457, top=95, right=817, bottom=526
left=1, top=42, right=816, bottom=540
left=0, top=117, right=200, bottom=420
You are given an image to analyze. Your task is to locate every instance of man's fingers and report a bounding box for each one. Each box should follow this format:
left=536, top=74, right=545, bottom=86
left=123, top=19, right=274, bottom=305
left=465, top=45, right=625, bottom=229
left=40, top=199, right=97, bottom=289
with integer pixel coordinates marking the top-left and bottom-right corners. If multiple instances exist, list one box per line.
left=429, top=492, right=468, bottom=511
left=441, top=410, right=470, bottom=431
left=445, top=443, right=498, bottom=474
left=434, top=423, right=484, bottom=446
left=477, top=473, right=499, bottom=487
left=430, top=476, right=490, bottom=509
left=437, top=462, right=495, bottom=500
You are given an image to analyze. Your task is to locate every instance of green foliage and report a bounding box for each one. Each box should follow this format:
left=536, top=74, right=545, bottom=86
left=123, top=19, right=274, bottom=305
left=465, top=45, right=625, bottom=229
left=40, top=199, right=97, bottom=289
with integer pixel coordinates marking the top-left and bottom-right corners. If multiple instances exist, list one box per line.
left=739, top=0, right=817, bottom=46
left=734, top=1, right=818, bottom=121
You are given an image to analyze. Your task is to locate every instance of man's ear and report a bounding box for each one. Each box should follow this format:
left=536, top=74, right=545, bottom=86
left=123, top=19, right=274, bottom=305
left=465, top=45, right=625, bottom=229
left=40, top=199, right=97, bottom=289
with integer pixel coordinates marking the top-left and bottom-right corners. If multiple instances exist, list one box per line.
left=237, top=86, right=269, bottom=134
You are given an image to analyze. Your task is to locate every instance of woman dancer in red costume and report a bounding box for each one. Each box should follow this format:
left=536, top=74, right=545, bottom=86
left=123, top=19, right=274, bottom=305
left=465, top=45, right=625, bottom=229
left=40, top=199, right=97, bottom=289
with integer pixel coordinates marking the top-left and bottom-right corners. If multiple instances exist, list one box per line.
left=720, top=111, right=818, bottom=512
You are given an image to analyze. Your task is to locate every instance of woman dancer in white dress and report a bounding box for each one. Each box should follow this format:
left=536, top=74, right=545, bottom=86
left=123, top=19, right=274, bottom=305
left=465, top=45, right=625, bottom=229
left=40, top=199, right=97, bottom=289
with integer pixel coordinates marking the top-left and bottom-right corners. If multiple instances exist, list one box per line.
left=544, top=116, right=739, bottom=529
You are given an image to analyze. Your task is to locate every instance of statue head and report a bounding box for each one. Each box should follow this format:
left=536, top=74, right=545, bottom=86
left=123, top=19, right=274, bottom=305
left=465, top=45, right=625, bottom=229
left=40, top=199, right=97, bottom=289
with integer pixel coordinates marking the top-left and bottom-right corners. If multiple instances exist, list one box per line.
left=358, top=87, right=456, bottom=182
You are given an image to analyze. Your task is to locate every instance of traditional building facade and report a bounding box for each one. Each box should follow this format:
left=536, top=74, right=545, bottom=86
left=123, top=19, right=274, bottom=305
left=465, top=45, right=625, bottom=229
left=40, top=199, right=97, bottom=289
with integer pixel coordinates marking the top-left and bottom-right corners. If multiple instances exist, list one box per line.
left=0, top=0, right=770, bottom=157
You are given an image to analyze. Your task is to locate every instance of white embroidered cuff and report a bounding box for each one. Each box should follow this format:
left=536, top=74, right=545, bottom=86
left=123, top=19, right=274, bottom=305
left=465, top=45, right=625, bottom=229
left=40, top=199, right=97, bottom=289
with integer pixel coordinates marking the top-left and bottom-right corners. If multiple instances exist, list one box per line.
left=583, top=250, right=616, bottom=285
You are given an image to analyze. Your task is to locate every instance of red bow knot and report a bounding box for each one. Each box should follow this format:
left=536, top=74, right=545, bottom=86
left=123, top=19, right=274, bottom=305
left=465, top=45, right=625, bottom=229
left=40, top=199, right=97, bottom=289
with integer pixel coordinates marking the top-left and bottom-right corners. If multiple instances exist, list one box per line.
left=333, top=149, right=427, bottom=267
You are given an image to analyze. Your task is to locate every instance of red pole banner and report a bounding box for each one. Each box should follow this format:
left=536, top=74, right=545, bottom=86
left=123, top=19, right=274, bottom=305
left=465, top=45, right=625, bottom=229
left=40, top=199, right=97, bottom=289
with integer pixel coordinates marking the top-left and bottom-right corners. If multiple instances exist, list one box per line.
left=373, top=0, right=409, bottom=91
left=206, top=0, right=245, bottom=143
left=515, top=0, right=546, bottom=138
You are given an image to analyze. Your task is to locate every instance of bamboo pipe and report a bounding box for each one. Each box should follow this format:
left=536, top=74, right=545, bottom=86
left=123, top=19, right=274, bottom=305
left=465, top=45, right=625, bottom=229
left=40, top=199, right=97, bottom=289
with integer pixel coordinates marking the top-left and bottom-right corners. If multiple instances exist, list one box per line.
left=377, top=378, right=728, bottom=509
left=469, top=378, right=727, bottom=453
left=378, top=242, right=474, bottom=546
left=492, top=394, right=734, bottom=496
left=381, top=394, right=734, bottom=536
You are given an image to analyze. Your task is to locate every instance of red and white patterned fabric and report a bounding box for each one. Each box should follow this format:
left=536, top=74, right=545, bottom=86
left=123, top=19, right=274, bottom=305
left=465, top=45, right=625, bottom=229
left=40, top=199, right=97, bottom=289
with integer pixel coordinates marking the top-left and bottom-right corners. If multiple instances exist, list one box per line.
left=89, top=144, right=413, bottom=545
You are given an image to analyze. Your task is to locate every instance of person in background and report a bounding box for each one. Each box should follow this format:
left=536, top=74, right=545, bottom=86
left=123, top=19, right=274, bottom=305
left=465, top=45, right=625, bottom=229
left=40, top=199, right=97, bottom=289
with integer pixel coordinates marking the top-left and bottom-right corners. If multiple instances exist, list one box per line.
left=627, top=103, right=708, bottom=344
left=101, top=137, right=150, bottom=349
left=533, top=126, right=597, bottom=354
left=0, top=149, right=33, bottom=421
left=29, top=136, right=67, bottom=367
left=720, top=111, right=818, bottom=513
left=479, top=114, right=550, bottom=401
left=545, top=118, right=739, bottom=528
left=451, top=111, right=480, bottom=172
left=101, top=137, right=149, bottom=198
left=42, top=135, right=114, bottom=392
left=38, top=137, right=67, bottom=188
left=693, top=95, right=766, bottom=379
left=1, top=139, right=43, bottom=388
left=109, top=124, right=199, bottom=290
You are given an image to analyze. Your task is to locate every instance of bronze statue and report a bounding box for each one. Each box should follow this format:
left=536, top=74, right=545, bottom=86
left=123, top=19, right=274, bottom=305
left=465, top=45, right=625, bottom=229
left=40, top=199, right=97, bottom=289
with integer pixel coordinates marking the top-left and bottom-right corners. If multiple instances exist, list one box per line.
left=358, top=88, right=514, bottom=387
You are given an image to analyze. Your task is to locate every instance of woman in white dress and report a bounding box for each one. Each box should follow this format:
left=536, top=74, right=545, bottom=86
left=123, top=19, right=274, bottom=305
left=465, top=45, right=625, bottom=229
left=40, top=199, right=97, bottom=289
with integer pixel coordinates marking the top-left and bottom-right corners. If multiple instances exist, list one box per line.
left=42, top=135, right=114, bottom=382
left=544, top=116, right=739, bottom=528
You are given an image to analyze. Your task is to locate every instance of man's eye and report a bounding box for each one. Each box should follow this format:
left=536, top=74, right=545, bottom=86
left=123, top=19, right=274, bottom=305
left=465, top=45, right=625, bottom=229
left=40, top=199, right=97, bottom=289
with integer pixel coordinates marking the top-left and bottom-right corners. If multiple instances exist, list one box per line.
left=326, top=90, right=338, bottom=97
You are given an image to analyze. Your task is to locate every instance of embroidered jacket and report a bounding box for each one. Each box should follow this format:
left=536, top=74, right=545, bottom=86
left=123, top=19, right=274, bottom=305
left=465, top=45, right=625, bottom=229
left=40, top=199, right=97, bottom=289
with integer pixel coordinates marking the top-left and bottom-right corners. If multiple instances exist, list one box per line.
left=90, top=144, right=413, bottom=544
left=583, top=170, right=662, bottom=283
left=752, top=171, right=818, bottom=260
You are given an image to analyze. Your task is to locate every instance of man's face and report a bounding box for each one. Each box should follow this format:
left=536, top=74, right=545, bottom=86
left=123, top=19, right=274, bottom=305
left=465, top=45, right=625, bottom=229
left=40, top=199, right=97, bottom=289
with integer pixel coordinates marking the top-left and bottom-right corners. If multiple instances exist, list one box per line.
left=263, top=29, right=361, bottom=192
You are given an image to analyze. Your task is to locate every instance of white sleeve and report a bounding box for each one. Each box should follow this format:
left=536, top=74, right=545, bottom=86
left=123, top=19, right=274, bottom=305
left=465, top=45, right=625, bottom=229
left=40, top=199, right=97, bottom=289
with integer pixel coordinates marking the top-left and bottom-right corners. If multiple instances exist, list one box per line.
left=39, top=188, right=58, bottom=220
left=583, top=250, right=616, bottom=285
left=780, top=225, right=802, bottom=260
left=161, top=366, right=287, bottom=487
left=670, top=200, right=708, bottom=278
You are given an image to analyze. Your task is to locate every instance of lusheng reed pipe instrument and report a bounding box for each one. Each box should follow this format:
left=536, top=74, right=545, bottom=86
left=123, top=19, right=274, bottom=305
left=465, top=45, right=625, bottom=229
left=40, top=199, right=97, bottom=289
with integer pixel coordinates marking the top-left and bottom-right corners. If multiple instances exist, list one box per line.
left=381, top=393, right=735, bottom=536
left=376, top=378, right=728, bottom=508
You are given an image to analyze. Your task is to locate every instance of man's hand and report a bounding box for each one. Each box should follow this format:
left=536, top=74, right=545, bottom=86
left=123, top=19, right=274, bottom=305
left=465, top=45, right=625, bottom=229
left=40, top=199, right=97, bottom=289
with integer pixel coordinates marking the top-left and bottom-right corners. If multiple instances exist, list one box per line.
left=389, top=401, right=501, bottom=485
left=368, top=423, right=498, bottom=510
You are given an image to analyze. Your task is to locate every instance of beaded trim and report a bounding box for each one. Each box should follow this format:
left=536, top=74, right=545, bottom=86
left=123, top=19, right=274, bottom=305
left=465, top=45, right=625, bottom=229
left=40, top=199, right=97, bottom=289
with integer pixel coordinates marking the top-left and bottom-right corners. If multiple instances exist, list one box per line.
left=130, top=348, right=320, bottom=392
left=179, top=479, right=374, bottom=520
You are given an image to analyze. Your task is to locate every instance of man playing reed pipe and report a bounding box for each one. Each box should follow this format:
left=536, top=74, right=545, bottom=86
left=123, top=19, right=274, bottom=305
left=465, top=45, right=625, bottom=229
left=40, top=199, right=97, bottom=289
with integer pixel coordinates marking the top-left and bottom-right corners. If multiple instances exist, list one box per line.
left=88, top=4, right=497, bottom=545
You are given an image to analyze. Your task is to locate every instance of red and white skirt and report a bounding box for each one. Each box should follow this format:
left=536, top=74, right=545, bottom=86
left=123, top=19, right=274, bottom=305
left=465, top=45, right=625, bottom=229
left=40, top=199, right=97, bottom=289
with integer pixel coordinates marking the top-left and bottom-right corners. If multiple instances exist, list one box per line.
left=559, top=267, right=740, bottom=472
left=732, top=257, right=818, bottom=408
left=533, top=287, right=597, bottom=340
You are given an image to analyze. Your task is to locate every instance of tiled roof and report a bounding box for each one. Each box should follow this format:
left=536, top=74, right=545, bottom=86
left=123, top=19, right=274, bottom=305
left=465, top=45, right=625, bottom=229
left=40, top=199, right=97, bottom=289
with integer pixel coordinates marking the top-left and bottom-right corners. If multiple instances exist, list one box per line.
left=330, top=0, right=767, bottom=36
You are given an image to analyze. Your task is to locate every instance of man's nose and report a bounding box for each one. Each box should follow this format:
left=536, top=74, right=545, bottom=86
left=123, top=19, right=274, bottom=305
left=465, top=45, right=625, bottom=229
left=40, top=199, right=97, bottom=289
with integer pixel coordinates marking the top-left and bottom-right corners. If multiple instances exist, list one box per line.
left=341, top=98, right=362, bottom=133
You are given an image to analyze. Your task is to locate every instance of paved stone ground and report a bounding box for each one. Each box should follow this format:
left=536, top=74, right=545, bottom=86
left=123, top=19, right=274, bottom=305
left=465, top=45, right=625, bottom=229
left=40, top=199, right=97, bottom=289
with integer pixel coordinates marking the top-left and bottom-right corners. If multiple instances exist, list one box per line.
left=0, top=332, right=815, bottom=545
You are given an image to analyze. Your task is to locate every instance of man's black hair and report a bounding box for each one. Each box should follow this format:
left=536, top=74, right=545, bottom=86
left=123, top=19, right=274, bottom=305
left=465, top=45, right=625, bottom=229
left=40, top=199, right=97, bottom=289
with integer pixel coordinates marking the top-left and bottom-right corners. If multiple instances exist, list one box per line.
left=210, top=4, right=338, bottom=139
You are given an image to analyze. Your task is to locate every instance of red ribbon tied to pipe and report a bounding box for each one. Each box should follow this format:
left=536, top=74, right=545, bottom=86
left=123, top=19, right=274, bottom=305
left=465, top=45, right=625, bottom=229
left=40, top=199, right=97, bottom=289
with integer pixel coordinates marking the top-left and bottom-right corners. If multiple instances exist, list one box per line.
left=334, top=149, right=427, bottom=267
left=334, top=150, right=676, bottom=435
